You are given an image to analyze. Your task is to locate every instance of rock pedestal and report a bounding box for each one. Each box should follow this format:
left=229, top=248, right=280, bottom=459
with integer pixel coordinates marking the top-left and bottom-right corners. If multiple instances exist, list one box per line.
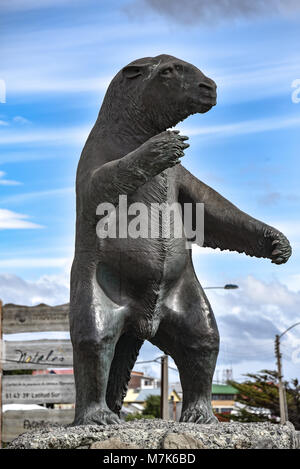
left=7, top=419, right=299, bottom=449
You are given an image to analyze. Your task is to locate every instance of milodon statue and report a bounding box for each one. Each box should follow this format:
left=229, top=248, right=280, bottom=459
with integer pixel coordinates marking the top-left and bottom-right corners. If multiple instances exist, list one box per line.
left=70, top=54, right=292, bottom=425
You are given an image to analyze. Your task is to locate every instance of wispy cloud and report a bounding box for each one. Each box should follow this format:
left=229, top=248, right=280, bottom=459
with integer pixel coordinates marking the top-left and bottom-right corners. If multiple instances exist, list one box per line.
left=212, top=57, right=300, bottom=103
left=179, top=115, right=300, bottom=138
left=1, top=114, right=299, bottom=148
left=5, top=76, right=111, bottom=94
left=0, top=126, right=90, bottom=145
left=1, top=21, right=165, bottom=95
left=0, top=187, right=74, bottom=205
left=0, top=208, right=42, bottom=229
left=13, top=116, right=31, bottom=125
left=0, top=171, right=21, bottom=186
left=0, top=257, right=69, bottom=268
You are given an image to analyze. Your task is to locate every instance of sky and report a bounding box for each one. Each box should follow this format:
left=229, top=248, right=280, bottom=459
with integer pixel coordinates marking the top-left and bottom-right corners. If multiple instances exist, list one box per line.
left=0, top=0, right=300, bottom=383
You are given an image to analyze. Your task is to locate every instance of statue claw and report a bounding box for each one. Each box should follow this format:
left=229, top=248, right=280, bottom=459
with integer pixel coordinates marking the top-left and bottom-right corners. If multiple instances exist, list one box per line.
left=180, top=404, right=219, bottom=424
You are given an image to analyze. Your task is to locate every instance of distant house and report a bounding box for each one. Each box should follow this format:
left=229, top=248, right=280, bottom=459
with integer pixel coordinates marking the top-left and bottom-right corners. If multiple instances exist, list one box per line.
left=171, top=382, right=238, bottom=416
left=128, top=371, right=160, bottom=390
left=211, top=384, right=239, bottom=415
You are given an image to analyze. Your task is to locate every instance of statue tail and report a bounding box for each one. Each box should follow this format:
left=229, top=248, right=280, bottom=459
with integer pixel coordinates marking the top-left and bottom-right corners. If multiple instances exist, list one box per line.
left=106, top=333, right=144, bottom=416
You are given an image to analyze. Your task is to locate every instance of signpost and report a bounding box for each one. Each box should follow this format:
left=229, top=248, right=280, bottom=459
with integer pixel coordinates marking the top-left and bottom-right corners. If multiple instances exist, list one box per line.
left=3, top=339, right=73, bottom=370
left=0, top=302, right=73, bottom=445
left=2, top=303, right=69, bottom=333
left=3, top=408, right=75, bottom=443
left=3, top=374, right=75, bottom=405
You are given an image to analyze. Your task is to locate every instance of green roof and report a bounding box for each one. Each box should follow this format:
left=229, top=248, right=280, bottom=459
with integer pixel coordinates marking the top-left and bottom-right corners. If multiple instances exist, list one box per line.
left=212, top=384, right=238, bottom=394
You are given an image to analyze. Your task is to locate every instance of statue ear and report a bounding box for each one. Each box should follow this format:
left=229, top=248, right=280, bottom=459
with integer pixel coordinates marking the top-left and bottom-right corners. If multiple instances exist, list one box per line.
left=122, top=64, right=150, bottom=79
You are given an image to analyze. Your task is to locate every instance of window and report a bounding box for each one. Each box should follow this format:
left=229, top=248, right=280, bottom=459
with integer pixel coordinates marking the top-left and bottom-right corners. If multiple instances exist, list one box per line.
left=212, top=394, right=235, bottom=400
left=142, top=379, right=152, bottom=387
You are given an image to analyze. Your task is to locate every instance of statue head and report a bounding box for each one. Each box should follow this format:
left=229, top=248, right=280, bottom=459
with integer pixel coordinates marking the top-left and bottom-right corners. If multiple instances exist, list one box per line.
left=101, top=54, right=217, bottom=134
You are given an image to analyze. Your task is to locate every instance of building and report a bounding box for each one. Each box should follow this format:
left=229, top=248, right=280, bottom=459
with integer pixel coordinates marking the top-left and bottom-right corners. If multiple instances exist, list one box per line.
left=171, top=381, right=238, bottom=416
left=32, top=369, right=237, bottom=416
left=211, top=384, right=239, bottom=415
left=128, top=371, right=160, bottom=390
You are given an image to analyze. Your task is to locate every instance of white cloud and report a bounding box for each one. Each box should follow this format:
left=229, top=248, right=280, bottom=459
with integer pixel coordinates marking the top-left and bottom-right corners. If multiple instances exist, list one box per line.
left=0, top=257, right=70, bottom=269
left=13, top=116, right=31, bottom=125
left=0, top=208, right=42, bottom=229
left=211, top=57, right=300, bottom=103
left=0, top=125, right=90, bottom=145
left=6, top=76, right=111, bottom=94
left=1, top=3, right=298, bottom=106
left=0, top=269, right=298, bottom=379
left=0, top=273, right=69, bottom=306
left=178, top=115, right=300, bottom=139
left=273, top=220, right=300, bottom=240
left=0, top=186, right=73, bottom=205
left=0, top=171, right=21, bottom=186
left=208, top=276, right=300, bottom=367
left=1, top=113, right=299, bottom=148
left=284, top=274, right=300, bottom=293
left=0, top=22, right=164, bottom=96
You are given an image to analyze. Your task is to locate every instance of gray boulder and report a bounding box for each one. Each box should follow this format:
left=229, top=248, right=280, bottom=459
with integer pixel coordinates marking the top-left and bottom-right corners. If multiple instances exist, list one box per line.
left=7, top=419, right=299, bottom=450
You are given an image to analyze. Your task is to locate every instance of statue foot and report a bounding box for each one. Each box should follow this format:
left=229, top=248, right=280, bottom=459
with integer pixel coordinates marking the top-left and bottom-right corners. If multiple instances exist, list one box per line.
left=180, top=404, right=219, bottom=424
left=73, top=407, right=121, bottom=426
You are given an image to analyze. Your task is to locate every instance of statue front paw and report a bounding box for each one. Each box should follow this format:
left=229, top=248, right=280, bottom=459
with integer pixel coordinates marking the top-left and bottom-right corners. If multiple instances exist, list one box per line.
left=269, top=231, right=292, bottom=265
left=145, top=130, right=189, bottom=174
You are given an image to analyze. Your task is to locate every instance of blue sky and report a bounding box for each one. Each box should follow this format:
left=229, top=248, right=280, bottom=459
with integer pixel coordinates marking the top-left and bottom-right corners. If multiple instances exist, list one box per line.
left=1, top=0, right=300, bottom=382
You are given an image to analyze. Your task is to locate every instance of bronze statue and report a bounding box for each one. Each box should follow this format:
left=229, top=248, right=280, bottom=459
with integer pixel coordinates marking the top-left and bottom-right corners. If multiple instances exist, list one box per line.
left=70, top=55, right=291, bottom=425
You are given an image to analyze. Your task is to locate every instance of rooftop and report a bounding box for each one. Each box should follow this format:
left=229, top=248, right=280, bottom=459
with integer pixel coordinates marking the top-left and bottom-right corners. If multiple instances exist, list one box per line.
left=212, top=384, right=238, bottom=395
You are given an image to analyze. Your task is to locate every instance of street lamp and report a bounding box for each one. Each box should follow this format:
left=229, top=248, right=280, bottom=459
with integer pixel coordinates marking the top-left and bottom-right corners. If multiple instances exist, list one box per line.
left=275, top=321, right=300, bottom=424
left=204, top=284, right=239, bottom=290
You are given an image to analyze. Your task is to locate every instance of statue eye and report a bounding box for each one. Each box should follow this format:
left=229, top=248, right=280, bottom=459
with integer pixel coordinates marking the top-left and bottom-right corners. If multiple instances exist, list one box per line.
left=161, top=67, right=173, bottom=76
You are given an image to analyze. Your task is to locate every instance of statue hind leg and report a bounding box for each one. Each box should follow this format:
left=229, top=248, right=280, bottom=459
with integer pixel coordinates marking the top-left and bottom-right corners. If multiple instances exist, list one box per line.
left=150, top=272, right=220, bottom=423
left=106, top=332, right=144, bottom=416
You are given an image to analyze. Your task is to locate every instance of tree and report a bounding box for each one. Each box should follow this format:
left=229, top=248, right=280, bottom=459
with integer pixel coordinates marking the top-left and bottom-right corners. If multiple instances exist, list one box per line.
left=142, top=395, right=161, bottom=418
left=225, top=370, right=300, bottom=430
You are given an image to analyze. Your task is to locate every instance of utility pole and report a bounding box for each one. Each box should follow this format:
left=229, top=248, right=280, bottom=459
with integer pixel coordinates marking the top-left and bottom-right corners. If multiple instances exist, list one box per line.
left=275, top=334, right=288, bottom=424
left=160, top=355, right=169, bottom=420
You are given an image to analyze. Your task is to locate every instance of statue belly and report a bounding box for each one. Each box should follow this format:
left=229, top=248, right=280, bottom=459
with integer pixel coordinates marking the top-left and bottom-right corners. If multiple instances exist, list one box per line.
left=97, top=235, right=188, bottom=299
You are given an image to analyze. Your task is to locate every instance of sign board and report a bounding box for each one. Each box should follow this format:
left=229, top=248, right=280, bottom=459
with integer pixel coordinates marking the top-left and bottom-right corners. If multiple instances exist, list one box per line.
left=3, top=303, right=69, bottom=334
left=3, top=340, right=73, bottom=370
left=3, top=374, right=75, bottom=404
left=2, top=408, right=75, bottom=443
